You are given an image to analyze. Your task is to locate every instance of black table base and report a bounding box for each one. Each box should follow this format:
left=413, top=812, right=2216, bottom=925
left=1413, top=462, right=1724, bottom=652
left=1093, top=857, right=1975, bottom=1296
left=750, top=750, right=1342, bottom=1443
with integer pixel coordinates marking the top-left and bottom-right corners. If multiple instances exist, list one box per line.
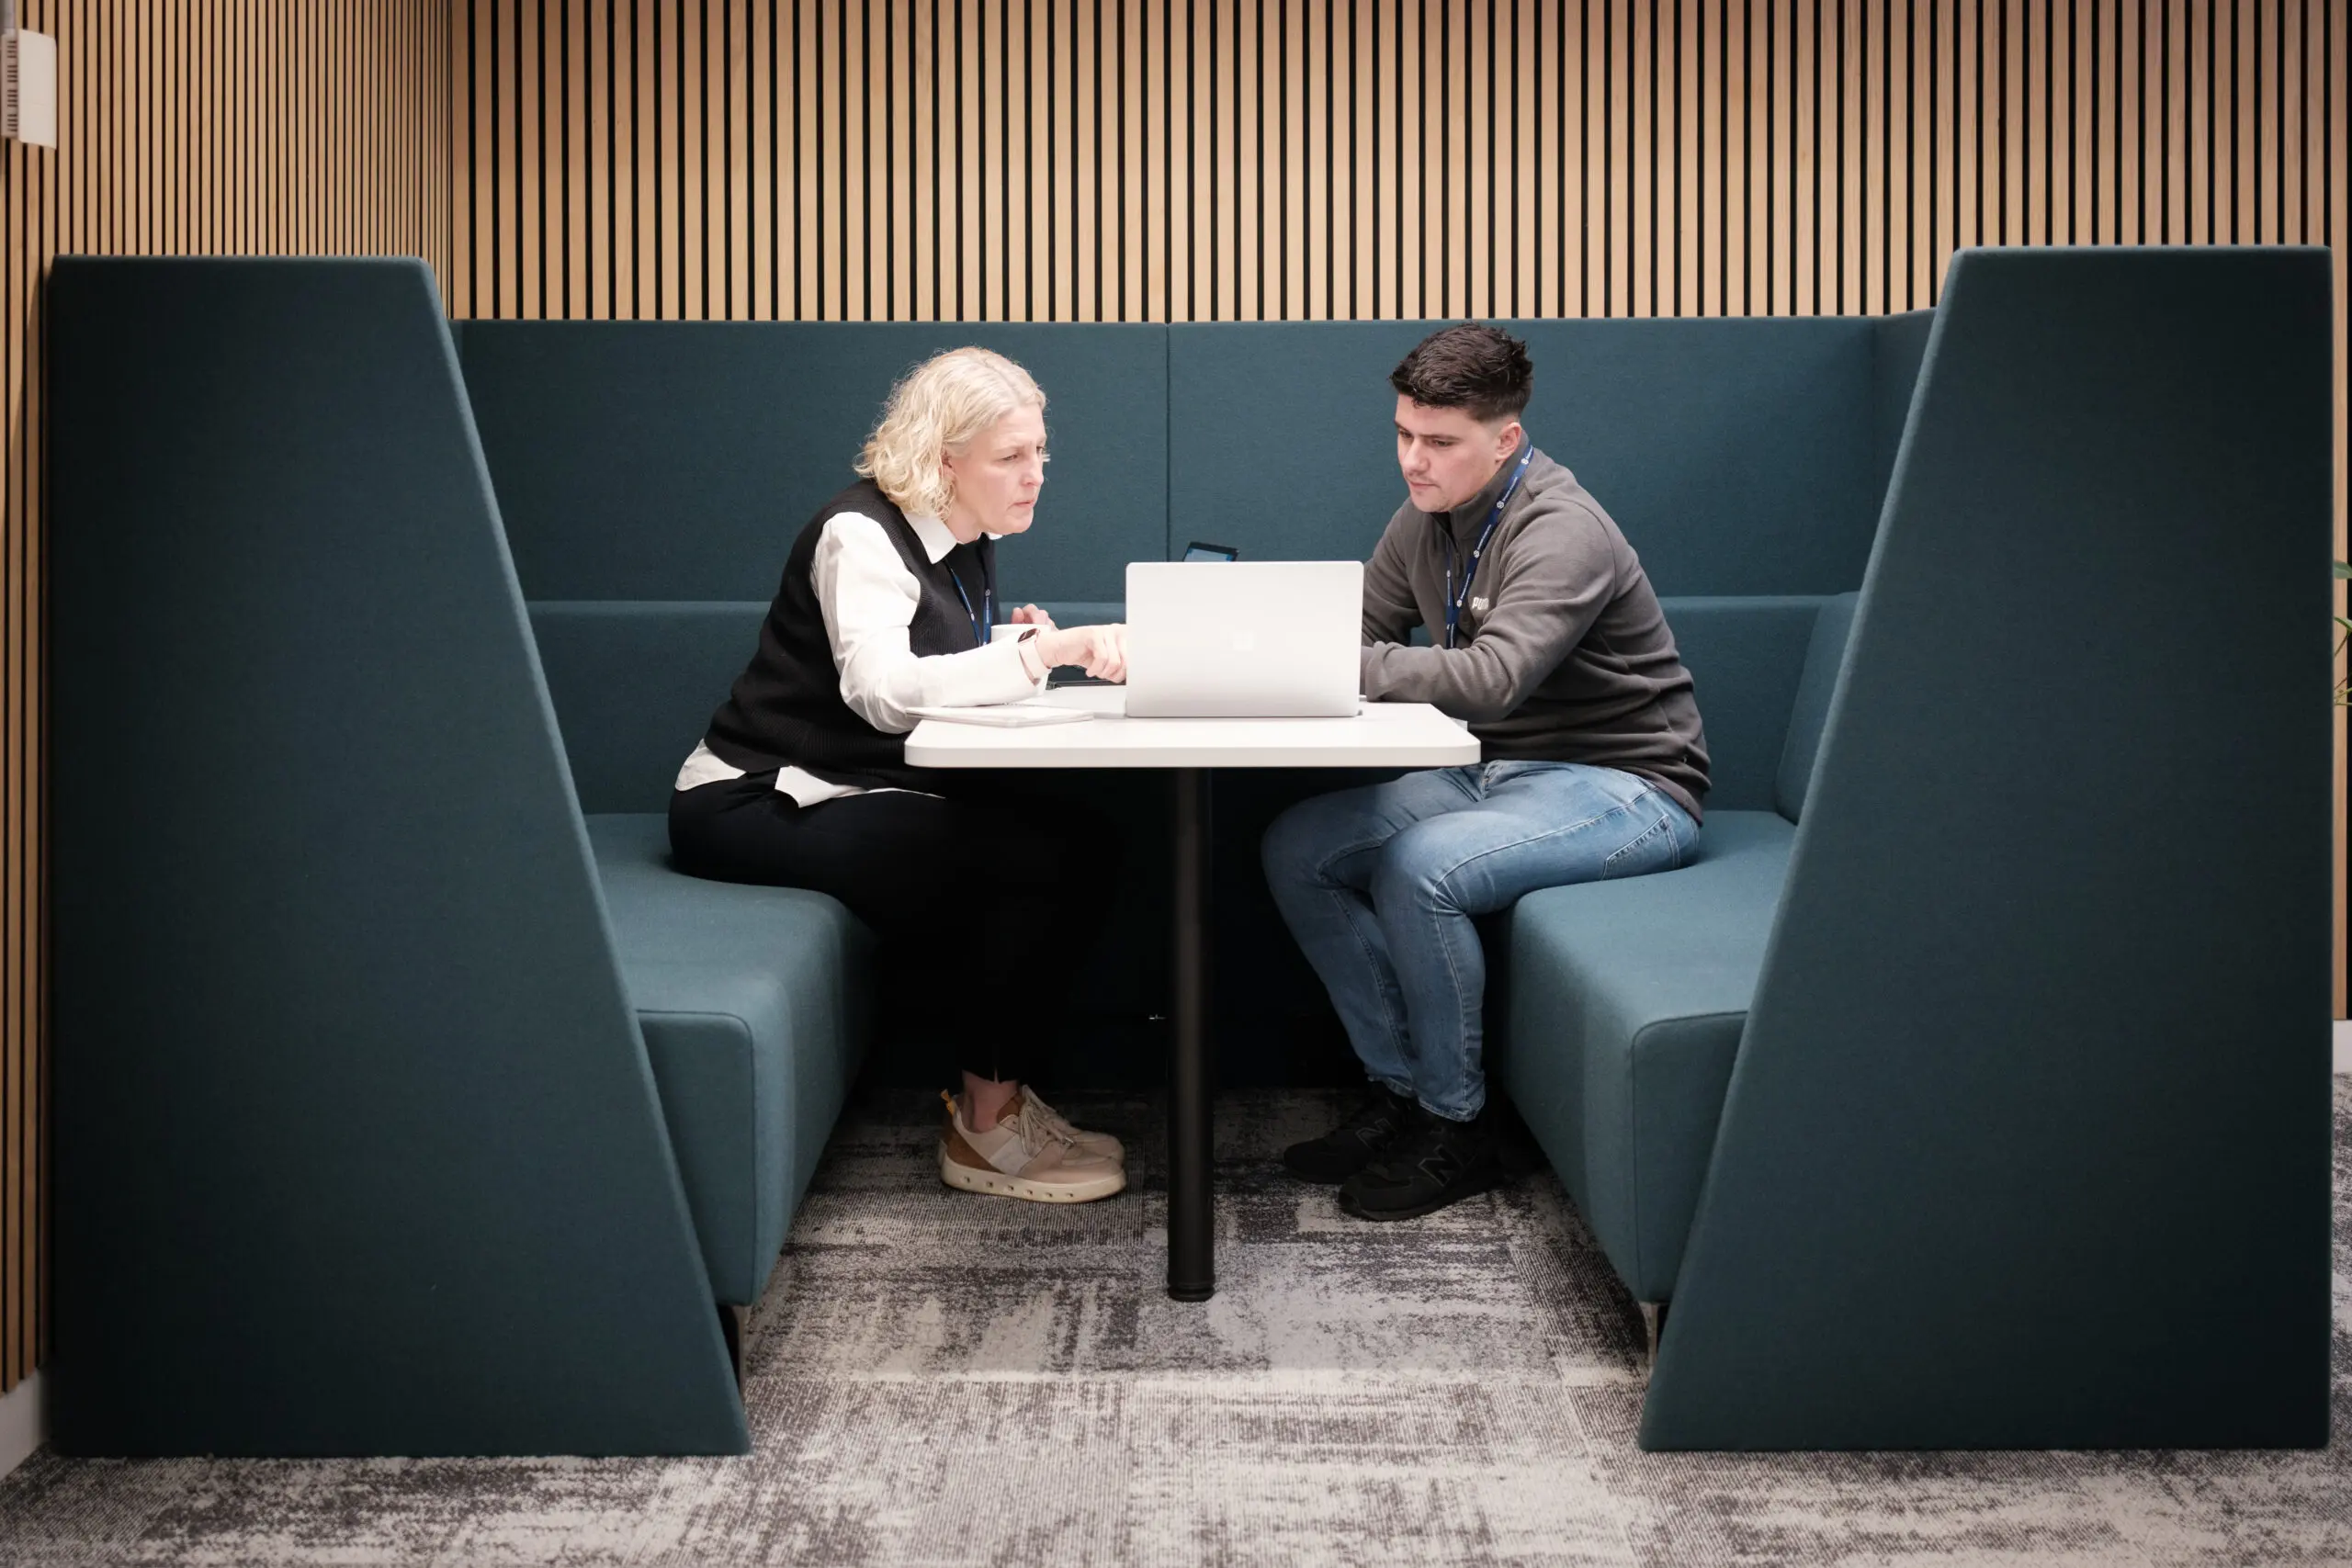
left=1166, top=766, right=1215, bottom=1301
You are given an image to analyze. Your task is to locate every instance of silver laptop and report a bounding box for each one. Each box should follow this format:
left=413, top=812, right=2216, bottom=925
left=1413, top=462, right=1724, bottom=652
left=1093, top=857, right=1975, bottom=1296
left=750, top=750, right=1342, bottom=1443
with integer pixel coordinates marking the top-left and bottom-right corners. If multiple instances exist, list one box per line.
left=1124, top=560, right=1363, bottom=717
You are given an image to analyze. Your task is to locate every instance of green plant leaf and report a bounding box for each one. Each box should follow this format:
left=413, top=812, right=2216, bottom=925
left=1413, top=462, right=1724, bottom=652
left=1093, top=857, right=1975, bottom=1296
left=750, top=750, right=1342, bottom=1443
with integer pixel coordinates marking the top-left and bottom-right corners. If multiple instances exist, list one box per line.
left=2335, top=559, right=2352, bottom=578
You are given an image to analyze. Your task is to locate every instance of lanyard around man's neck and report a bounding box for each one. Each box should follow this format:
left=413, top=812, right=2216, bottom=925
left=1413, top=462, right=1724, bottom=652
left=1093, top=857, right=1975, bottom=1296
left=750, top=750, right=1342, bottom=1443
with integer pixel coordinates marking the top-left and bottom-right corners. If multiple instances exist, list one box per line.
left=1440, top=443, right=1534, bottom=649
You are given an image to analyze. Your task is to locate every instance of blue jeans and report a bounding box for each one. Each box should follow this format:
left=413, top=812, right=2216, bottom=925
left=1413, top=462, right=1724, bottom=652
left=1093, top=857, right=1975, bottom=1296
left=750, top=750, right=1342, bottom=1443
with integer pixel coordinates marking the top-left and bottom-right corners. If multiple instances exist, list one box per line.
left=1262, top=761, right=1699, bottom=1122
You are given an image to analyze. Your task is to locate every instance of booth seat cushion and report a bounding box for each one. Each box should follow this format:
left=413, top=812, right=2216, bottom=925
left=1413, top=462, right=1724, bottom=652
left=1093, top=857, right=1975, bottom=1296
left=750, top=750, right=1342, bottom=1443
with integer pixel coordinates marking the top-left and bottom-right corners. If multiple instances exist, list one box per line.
left=586, top=814, right=873, bottom=1306
left=1496, top=810, right=1795, bottom=1303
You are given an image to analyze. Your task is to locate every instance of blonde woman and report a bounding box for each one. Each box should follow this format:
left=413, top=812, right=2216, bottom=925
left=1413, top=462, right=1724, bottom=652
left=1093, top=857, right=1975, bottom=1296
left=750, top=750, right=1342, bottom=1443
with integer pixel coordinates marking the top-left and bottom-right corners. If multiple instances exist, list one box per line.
left=669, top=347, right=1129, bottom=1204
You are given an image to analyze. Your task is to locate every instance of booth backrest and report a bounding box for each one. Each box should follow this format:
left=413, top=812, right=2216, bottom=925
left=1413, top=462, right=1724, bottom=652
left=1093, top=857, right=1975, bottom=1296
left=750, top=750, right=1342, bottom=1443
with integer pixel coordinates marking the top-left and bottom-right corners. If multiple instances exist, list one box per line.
left=483, top=313, right=1932, bottom=1084
left=460, top=317, right=1934, bottom=604
left=458, top=321, right=1170, bottom=603
left=1652, top=597, right=1824, bottom=813
left=530, top=601, right=769, bottom=815
left=1773, top=592, right=1862, bottom=821
left=1173, top=318, right=1896, bottom=595
left=1872, top=310, right=1936, bottom=500
left=534, top=594, right=1841, bottom=817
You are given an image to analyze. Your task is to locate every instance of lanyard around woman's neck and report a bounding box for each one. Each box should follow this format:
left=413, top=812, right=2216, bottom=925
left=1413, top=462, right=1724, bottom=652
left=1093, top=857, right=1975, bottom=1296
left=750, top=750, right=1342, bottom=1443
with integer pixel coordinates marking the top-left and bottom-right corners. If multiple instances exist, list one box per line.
left=1440, top=443, right=1534, bottom=649
left=946, top=547, right=994, bottom=649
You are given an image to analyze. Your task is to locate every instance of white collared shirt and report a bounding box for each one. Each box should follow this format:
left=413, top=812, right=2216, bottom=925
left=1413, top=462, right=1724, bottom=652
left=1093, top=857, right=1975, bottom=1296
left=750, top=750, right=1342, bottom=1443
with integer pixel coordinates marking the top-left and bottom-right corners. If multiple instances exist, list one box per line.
left=674, top=511, right=1047, bottom=806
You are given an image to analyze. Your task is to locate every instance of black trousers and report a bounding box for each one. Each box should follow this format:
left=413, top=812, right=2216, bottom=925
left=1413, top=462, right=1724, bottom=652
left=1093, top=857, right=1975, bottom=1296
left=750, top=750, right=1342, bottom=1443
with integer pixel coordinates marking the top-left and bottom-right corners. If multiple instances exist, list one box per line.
left=668, top=771, right=1119, bottom=1086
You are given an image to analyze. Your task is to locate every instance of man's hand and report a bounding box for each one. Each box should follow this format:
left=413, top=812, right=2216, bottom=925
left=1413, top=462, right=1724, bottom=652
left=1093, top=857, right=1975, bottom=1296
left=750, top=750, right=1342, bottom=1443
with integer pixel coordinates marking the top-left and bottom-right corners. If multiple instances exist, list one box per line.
left=1035, top=624, right=1127, bottom=682
left=1010, top=604, right=1058, bottom=631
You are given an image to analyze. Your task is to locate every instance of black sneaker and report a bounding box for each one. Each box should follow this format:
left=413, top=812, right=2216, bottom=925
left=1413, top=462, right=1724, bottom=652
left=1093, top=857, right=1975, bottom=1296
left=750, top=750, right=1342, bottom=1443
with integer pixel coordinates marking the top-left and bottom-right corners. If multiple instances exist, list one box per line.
left=1280, top=1086, right=1419, bottom=1183
left=1336, top=1104, right=1502, bottom=1220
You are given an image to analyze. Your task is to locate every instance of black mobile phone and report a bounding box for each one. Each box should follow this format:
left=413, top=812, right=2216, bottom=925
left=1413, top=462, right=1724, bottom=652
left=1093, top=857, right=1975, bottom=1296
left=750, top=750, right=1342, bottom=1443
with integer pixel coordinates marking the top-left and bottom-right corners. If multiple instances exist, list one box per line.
left=1182, top=540, right=1239, bottom=562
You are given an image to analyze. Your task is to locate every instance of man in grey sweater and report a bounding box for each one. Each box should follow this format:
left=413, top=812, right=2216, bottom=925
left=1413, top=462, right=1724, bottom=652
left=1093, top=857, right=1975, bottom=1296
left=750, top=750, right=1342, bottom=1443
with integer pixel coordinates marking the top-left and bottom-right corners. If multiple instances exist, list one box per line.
left=1263, top=323, right=1710, bottom=1220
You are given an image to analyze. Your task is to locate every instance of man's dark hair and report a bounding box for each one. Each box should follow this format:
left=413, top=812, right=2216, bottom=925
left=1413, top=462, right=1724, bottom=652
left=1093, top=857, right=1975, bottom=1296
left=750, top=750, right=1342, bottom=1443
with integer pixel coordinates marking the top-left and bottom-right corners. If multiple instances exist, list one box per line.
left=1389, top=323, right=1533, bottom=423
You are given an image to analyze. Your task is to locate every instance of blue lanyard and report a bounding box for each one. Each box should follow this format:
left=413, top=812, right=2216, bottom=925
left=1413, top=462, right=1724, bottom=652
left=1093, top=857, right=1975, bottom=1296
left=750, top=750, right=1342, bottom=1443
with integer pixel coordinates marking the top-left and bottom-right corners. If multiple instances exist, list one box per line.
left=949, top=568, right=993, bottom=649
left=1441, top=444, right=1534, bottom=649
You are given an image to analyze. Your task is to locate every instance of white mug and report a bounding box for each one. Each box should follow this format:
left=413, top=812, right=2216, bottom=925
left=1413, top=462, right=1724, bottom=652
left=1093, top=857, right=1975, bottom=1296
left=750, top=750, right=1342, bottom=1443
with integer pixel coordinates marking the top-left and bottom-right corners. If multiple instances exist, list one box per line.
left=989, top=622, right=1026, bottom=644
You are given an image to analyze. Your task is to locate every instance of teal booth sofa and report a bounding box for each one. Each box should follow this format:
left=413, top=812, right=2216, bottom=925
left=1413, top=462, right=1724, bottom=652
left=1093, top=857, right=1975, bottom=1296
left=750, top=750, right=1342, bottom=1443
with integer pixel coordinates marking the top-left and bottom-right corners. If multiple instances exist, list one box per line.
left=47, top=249, right=2335, bottom=1456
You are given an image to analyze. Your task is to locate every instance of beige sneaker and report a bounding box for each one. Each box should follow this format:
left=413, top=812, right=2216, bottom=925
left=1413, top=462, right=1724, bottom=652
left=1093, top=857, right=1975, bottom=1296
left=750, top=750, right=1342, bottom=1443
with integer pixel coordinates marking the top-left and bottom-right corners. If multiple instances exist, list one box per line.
left=1012, top=1086, right=1125, bottom=1166
left=938, top=1089, right=1126, bottom=1203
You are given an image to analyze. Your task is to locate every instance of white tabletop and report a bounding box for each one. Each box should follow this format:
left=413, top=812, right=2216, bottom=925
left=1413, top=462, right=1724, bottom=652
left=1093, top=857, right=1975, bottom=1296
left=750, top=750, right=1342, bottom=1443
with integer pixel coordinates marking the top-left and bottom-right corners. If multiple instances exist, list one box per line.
left=904, top=686, right=1482, bottom=770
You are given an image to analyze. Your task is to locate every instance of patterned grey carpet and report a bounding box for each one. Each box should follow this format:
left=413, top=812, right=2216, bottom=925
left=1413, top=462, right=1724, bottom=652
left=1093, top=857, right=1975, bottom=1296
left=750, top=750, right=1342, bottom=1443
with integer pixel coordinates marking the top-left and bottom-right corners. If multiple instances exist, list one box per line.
left=2, top=1084, right=2346, bottom=1567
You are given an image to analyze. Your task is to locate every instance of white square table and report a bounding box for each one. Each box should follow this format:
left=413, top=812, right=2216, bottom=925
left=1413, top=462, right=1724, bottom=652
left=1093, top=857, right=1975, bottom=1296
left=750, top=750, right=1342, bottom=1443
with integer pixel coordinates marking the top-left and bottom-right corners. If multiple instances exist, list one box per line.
left=907, top=684, right=1479, bottom=1300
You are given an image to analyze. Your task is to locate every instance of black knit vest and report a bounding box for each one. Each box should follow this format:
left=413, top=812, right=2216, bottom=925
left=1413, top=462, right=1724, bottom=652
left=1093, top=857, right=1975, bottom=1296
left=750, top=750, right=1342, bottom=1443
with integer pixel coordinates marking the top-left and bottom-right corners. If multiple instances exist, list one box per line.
left=702, top=479, right=996, bottom=791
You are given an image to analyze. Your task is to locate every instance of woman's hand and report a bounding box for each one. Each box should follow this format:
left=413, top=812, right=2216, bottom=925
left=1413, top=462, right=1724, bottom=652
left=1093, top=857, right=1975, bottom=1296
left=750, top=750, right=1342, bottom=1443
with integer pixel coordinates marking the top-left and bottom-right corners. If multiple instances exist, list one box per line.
left=1036, top=624, right=1127, bottom=682
left=1009, top=604, right=1058, bottom=631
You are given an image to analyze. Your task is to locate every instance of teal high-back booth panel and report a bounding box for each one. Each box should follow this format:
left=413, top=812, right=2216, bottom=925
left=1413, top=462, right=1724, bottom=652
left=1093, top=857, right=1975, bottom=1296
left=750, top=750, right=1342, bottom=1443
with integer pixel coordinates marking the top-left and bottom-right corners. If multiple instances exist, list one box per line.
left=1169, top=318, right=1880, bottom=595
left=48, top=259, right=748, bottom=1456
left=1644, top=248, right=2336, bottom=1450
left=459, top=321, right=1167, bottom=602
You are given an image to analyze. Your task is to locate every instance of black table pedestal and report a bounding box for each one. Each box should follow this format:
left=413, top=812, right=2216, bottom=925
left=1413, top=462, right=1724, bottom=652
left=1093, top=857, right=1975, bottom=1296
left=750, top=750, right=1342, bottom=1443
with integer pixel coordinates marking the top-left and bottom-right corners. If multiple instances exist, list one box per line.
left=1166, top=766, right=1215, bottom=1302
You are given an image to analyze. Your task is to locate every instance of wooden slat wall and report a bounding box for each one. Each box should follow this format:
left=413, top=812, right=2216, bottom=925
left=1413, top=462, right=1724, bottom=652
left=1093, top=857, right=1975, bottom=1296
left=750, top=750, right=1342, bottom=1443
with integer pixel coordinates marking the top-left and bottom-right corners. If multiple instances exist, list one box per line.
left=448, top=2, right=2349, bottom=327
left=0, top=0, right=451, bottom=1395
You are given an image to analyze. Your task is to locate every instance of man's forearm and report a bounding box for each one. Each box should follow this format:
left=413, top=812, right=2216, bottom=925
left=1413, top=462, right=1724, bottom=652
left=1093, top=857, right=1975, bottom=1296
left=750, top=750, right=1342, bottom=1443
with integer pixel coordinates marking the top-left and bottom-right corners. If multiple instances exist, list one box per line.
left=1362, top=639, right=1527, bottom=723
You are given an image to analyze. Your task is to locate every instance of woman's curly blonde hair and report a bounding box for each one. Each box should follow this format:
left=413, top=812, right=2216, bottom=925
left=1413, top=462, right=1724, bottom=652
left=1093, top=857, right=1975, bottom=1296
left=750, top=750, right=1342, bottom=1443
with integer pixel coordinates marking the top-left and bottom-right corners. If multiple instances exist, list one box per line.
left=855, top=347, right=1047, bottom=521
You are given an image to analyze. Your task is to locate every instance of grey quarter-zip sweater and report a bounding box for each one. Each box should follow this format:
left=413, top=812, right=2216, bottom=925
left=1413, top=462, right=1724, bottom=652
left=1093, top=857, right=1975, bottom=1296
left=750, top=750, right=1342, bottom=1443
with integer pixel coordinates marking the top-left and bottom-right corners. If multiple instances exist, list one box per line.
left=1360, top=439, right=1711, bottom=822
